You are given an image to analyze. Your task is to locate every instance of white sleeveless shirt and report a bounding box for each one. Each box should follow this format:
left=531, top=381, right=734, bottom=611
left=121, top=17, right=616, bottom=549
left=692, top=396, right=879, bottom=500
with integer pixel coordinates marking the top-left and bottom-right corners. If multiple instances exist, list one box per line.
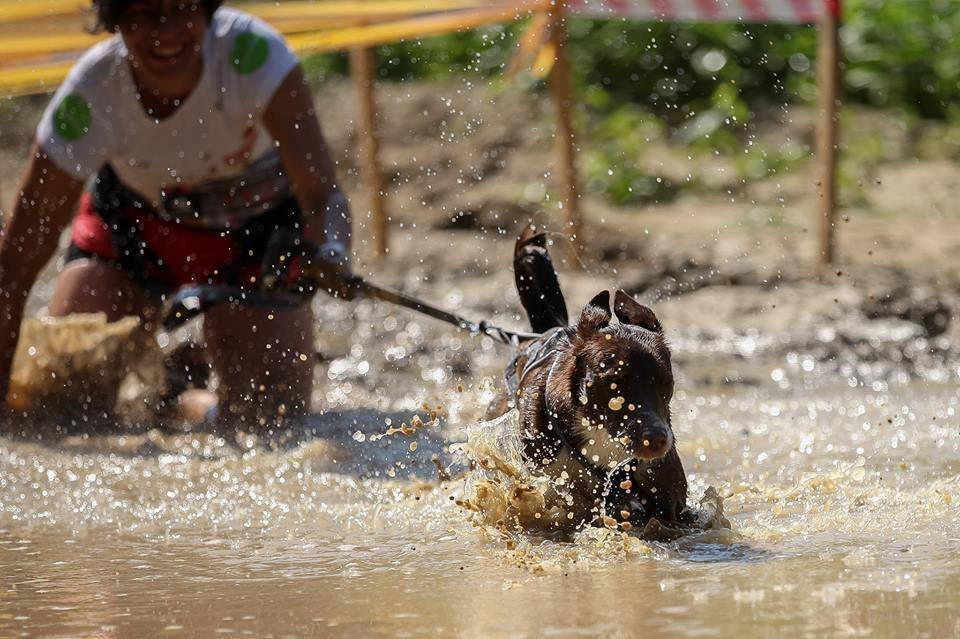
left=36, top=7, right=299, bottom=227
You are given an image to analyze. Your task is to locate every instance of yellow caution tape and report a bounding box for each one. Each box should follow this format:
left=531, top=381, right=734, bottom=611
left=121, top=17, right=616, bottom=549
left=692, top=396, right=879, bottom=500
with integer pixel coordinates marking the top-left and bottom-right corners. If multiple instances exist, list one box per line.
left=249, top=17, right=359, bottom=33
left=0, top=62, right=75, bottom=97
left=246, top=0, right=495, bottom=21
left=0, top=3, right=540, bottom=60
left=531, top=38, right=554, bottom=78
left=286, top=3, right=545, bottom=54
left=0, top=0, right=85, bottom=23
left=0, top=0, right=494, bottom=25
left=0, top=0, right=548, bottom=96
left=0, top=16, right=361, bottom=60
left=504, top=12, right=549, bottom=78
left=0, top=32, right=102, bottom=57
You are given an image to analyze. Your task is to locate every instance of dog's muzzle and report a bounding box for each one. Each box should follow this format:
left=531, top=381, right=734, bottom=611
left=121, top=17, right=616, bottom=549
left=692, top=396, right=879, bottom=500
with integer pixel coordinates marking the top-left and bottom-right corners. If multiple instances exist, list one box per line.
left=632, top=411, right=674, bottom=460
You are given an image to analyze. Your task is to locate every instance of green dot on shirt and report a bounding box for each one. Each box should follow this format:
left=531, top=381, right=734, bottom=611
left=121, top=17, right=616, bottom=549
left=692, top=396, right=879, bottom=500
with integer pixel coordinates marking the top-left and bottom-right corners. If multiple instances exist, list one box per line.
left=231, top=32, right=269, bottom=75
left=54, top=94, right=92, bottom=141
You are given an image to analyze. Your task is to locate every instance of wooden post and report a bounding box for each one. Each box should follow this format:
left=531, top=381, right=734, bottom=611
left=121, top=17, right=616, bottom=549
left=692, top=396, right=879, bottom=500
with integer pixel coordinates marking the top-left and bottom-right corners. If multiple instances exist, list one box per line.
left=815, top=1, right=841, bottom=266
left=547, top=0, right=583, bottom=254
left=350, top=47, right=388, bottom=257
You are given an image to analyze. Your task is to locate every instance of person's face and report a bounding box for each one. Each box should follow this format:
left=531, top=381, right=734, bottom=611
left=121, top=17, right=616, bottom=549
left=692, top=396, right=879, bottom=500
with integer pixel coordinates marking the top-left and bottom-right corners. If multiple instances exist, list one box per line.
left=118, top=0, right=207, bottom=95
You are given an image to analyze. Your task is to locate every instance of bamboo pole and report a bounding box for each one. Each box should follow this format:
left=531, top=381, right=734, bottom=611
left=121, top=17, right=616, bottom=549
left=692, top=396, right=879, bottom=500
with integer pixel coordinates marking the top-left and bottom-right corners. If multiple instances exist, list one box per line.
left=547, top=0, right=583, bottom=254
left=349, top=46, right=389, bottom=257
left=815, top=0, right=841, bottom=266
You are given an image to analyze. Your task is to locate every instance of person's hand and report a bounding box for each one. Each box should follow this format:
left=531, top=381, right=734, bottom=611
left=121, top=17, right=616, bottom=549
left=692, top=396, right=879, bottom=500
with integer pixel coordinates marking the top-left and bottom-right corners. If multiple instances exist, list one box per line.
left=297, top=240, right=358, bottom=300
left=260, top=229, right=357, bottom=300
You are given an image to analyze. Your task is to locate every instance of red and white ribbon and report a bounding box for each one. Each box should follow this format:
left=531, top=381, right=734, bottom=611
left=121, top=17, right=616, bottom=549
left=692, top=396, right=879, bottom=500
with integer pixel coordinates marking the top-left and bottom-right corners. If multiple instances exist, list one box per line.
left=567, top=0, right=837, bottom=23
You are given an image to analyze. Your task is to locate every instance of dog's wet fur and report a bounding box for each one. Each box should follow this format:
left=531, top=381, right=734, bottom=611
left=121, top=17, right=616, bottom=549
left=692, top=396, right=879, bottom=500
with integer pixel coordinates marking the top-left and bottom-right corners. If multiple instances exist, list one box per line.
left=489, top=228, right=690, bottom=529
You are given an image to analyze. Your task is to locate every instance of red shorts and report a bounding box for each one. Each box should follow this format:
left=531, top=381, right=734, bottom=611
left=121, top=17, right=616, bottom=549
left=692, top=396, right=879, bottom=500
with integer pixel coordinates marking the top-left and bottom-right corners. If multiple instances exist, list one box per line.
left=68, top=193, right=300, bottom=295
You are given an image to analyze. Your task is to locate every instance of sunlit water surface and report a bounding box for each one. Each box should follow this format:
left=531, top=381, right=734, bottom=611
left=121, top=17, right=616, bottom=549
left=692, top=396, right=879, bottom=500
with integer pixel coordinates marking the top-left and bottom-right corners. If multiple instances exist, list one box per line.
left=2, top=380, right=959, bottom=638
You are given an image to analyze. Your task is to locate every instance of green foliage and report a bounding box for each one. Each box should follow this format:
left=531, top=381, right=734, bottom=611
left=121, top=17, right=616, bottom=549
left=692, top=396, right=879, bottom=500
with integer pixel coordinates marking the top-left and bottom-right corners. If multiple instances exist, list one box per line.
left=299, top=1, right=960, bottom=205
left=914, top=117, right=960, bottom=161
left=842, top=0, right=960, bottom=119
left=567, top=0, right=960, bottom=121
left=565, top=19, right=814, bottom=123
left=300, top=51, right=346, bottom=84
left=301, top=23, right=523, bottom=83
left=568, top=2, right=960, bottom=173
left=375, top=23, right=523, bottom=78
left=581, top=105, right=683, bottom=205
left=303, top=0, right=960, bottom=121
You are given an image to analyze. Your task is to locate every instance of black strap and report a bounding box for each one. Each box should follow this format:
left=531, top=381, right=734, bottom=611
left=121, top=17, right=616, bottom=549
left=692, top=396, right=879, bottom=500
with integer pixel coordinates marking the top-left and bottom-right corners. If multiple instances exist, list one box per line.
left=504, top=326, right=568, bottom=396
left=91, top=166, right=303, bottom=296
left=92, top=166, right=173, bottom=297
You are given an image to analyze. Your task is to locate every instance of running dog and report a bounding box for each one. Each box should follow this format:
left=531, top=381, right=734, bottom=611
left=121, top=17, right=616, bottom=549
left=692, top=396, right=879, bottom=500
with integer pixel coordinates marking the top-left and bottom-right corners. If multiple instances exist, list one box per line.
left=488, top=228, right=689, bottom=529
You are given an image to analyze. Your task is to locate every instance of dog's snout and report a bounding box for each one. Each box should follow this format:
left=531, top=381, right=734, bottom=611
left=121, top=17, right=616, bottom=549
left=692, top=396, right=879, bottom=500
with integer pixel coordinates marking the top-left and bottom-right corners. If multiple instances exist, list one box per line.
left=637, top=430, right=671, bottom=459
left=633, top=412, right=673, bottom=460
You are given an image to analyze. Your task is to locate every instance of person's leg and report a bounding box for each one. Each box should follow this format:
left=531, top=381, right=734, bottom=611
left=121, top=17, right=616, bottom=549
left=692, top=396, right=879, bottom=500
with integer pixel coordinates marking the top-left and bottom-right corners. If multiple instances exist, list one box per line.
left=202, top=303, right=315, bottom=427
left=46, top=258, right=162, bottom=416
left=48, top=258, right=160, bottom=324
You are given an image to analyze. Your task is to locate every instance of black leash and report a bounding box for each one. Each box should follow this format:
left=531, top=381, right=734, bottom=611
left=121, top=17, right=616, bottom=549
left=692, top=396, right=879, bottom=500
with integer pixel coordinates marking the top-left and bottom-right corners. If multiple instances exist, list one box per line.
left=162, top=276, right=539, bottom=345
left=346, top=276, right=538, bottom=345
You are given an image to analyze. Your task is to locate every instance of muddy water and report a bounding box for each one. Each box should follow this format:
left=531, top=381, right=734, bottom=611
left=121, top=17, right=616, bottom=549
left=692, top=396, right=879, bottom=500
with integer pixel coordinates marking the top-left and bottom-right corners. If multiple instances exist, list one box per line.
left=2, top=375, right=959, bottom=638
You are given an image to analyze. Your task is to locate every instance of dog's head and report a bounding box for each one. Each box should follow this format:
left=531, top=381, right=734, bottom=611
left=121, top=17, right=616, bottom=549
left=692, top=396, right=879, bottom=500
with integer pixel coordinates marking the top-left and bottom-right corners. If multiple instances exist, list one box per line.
left=547, top=290, right=675, bottom=466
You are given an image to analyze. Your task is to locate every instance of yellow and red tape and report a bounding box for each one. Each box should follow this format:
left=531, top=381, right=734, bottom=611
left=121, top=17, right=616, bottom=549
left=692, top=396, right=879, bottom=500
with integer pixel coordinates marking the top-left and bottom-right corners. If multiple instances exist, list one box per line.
left=0, top=0, right=549, bottom=97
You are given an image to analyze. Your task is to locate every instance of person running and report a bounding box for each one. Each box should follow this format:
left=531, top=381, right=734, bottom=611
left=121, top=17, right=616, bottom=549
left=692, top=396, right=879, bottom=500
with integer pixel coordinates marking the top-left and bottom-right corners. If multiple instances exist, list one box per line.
left=0, top=0, right=351, bottom=426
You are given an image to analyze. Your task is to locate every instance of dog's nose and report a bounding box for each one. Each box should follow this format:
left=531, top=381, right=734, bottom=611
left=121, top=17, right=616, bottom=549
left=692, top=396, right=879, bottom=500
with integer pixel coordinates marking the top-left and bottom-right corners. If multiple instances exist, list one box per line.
left=635, top=428, right=672, bottom=460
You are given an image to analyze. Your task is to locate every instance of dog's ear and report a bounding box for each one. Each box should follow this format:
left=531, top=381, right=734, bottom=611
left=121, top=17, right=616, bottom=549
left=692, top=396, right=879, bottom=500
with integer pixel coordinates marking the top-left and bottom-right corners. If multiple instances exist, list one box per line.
left=577, top=291, right=611, bottom=333
left=614, top=289, right=662, bottom=333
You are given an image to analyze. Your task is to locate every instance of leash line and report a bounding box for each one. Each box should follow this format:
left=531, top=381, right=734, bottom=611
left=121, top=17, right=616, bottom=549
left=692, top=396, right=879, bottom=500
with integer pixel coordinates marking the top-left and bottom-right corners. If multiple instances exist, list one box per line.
left=162, top=278, right=539, bottom=346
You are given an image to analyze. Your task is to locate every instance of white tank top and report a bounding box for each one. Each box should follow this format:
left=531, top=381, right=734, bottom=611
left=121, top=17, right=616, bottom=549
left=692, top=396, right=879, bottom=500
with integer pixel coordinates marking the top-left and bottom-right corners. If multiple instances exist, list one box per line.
left=36, top=7, right=299, bottom=226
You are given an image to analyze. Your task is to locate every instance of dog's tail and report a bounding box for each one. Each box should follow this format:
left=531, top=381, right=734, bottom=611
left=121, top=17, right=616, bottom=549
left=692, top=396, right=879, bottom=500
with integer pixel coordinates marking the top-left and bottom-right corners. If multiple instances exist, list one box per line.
left=514, top=226, right=569, bottom=332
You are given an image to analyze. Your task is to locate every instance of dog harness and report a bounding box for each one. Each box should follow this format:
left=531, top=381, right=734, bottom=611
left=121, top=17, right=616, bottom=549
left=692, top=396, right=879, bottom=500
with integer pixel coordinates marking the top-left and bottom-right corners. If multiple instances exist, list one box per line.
left=504, top=326, right=569, bottom=397
left=504, top=327, right=638, bottom=521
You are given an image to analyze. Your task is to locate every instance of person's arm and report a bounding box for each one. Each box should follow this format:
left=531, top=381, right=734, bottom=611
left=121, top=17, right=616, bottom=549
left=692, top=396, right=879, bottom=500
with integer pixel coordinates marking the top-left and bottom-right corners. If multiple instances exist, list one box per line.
left=0, top=145, right=84, bottom=402
left=262, top=65, right=351, bottom=258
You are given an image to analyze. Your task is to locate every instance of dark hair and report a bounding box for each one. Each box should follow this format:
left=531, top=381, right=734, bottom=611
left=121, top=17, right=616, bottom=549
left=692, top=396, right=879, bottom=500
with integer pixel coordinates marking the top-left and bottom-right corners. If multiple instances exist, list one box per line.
left=92, top=0, right=223, bottom=32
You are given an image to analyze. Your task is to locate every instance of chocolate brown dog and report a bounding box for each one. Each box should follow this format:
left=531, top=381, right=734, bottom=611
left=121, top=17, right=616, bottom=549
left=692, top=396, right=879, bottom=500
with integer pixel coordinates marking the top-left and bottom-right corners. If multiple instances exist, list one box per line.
left=490, top=229, right=689, bottom=529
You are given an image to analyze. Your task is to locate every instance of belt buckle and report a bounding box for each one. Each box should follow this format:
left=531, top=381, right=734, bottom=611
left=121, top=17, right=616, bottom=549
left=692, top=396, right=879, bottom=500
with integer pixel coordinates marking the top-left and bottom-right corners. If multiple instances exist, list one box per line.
left=161, top=187, right=201, bottom=221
